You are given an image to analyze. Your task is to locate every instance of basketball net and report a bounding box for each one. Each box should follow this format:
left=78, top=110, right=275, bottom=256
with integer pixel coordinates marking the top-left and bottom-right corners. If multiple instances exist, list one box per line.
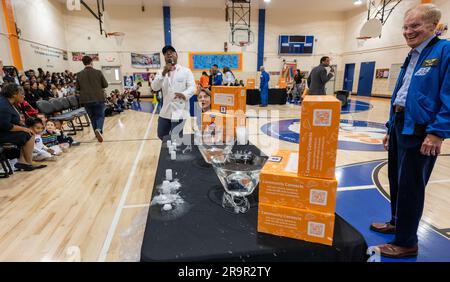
left=357, top=36, right=371, bottom=47
left=107, top=32, right=125, bottom=46
left=239, top=41, right=248, bottom=51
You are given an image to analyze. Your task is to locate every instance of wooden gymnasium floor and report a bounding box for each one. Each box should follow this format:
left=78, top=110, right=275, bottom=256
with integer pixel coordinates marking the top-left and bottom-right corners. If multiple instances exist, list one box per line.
left=0, top=96, right=449, bottom=262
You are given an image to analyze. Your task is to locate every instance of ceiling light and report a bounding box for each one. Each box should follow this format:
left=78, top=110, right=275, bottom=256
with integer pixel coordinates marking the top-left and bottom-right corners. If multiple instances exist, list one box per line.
left=264, top=0, right=271, bottom=3
left=354, top=0, right=363, bottom=5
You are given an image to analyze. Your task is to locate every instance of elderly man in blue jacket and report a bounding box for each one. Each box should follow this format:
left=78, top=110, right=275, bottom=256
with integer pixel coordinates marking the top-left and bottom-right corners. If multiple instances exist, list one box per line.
left=370, top=3, right=449, bottom=258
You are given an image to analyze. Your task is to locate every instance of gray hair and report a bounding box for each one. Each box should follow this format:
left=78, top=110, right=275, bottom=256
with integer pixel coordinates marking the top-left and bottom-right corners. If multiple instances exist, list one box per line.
left=405, top=3, right=441, bottom=25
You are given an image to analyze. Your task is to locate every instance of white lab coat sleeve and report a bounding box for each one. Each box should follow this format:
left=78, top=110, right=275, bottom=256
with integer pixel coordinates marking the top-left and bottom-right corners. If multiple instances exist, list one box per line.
left=151, top=71, right=164, bottom=91
left=181, top=69, right=196, bottom=100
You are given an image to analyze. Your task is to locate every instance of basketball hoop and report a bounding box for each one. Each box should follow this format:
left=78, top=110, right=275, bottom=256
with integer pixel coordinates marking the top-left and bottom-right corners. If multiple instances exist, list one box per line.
left=107, top=32, right=125, bottom=46
left=239, top=41, right=247, bottom=47
left=356, top=36, right=371, bottom=47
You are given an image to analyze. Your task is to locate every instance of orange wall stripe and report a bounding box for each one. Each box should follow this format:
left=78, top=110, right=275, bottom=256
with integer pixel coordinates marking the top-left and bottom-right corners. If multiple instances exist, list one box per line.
left=2, top=0, right=23, bottom=70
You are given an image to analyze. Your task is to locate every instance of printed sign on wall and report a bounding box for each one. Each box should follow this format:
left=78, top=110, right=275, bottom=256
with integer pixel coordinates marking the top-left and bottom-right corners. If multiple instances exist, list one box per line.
left=131, top=53, right=161, bottom=69
left=72, top=52, right=99, bottom=61
left=376, top=69, right=390, bottom=79
left=189, top=52, right=243, bottom=71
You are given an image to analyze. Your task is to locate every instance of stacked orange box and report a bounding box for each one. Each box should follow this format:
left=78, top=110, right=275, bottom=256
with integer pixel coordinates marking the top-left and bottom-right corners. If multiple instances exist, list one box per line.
left=246, top=79, right=256, bottom=90
left=298, top=96, right=341, bottom=179
left=201, top=86, right=247, bottom=141
left=211, top=86, right=247, bottom=114
left=201, top=111, right=246, bottom=141
left=258, top=96, right=341, bottom=246
left=278, top=77, right=287, bottom=89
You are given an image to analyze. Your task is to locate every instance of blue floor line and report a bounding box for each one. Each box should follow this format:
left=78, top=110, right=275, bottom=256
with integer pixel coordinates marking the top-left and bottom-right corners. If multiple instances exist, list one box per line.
left=335, top=162, right=450, bottom=262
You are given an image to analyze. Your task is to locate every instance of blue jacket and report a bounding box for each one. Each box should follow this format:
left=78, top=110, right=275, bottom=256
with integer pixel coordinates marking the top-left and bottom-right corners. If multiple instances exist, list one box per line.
left=0, top=96, right=21, bottom=132
left=213, top=71, right=223, bottom=86
left=387, top=37, right=450, bottom=139
left=260, top=71, right=270, bottom=90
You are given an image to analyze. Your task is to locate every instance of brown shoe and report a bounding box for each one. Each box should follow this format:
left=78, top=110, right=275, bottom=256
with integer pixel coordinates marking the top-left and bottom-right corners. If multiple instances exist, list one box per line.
left=377, top=243, right=418, bottom=258
left=370, top=222, right=396, bottom=234
left=95, top=129, right=104, bottom=143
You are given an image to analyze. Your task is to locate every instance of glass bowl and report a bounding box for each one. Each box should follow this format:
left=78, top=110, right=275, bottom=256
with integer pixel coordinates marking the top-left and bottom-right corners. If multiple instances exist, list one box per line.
left=195, top=131, right=233, bottom=164
left=211, top=151, right=267, bottom=213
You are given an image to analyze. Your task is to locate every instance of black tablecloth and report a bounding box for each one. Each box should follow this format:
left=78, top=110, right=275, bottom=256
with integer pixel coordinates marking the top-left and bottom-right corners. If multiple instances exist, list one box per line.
left=140, top=136, right=368, bottom=262
left=246, top=89, right=287, bottom=105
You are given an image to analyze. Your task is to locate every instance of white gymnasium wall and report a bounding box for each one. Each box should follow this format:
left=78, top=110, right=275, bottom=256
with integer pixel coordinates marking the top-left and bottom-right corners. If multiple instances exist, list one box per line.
left=264, top=8, right=346, bottom=87
left=12, top=0, right=69, bottom=72
left=64, top=3, right=164, bottom=94
left=64, top=4, right=347, bottom=88
left=340, top=0, right=450, bottom=97
left=0, top=2, right=13, bottom=66
left=64, top=4, right=164, bottom=74
left=171, top=6, right=259, bottom=84
left=11, top=1, right=449, bottom=94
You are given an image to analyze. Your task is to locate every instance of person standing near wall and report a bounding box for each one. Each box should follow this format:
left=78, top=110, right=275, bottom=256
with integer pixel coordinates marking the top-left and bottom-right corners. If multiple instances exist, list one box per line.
left=75, top=56, right=109, bottom=143
left=223, top=66, right=236, bottom=86
left=371, top=3, right=449, bottom=258
left=200, top=71, right=210, bottom=89
left=151, top=45, right=196, bottom=140
left=307, top=56, right=334, bottom=95
left=133, top=81, right=142, bottom=102
left=259, top=66, right=270, bottom=107
left=212, top=64, right=223, bottom=86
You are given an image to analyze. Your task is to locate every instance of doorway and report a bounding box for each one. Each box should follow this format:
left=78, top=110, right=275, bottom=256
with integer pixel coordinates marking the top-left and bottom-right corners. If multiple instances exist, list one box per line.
left=357, top=62, right=376, bottom=97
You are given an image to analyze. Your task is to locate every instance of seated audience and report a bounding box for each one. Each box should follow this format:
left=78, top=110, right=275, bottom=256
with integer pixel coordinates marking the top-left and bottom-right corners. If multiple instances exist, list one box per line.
left=42, top=120, right=67, bottom=154
left=25, top=117, right=56, bottom=162
left=54, top=120, right=80, bottom=147
left=0, top=83, right=46, bottom=171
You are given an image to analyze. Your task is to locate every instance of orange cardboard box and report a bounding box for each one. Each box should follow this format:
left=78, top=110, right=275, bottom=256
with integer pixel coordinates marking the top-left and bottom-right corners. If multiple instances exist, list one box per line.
left=211, top=86, right=247, bottom=114
left=298, top=95, right=341, bottom=179
left=246, top=79, right=255, bottom=90
left=259, top=150, right=337, bottom=213
left=257, top=203, right=335, bottom=246
left=201, top=111, right=246, bottom=141
left=278, top=77, right=287, bottom=89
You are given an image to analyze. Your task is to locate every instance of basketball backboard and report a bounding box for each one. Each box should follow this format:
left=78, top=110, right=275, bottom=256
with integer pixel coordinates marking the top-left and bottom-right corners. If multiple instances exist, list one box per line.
left=101, top=11, right=111, bottom=35
left=360, top=18, right=383, bottom=38
left=66, top=0, right=81, bottom=11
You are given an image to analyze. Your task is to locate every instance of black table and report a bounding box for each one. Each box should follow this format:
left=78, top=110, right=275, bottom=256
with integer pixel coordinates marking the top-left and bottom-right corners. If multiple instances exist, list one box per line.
left=246, top=89, right=287, bottom=105
left=140, top=136, right=368, bottom=262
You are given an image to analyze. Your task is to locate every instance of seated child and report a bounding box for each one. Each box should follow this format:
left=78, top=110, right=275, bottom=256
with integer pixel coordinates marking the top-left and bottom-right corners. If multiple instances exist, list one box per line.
left=126, top=91, right=135, bottom=104
left=25, top=118, right=56, bottom=161
left=117, top=93, right=126, bottom=110
left=53, top=120, right=80, bottom=146
left=41, top=120, right=67, bottom=154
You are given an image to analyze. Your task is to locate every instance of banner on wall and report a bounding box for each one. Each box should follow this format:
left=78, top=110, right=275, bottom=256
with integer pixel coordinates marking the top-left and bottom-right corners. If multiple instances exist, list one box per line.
left=189, top=52, right=243, bottom=71
left=376, top=69, right=390, bottom=79
left=131, top=53, right=161, bottom=69
left=72, top=52, right=99, bottom=61
left=29, top=43, right=66, bottom=60
left=280, top=62, right=297, bottom=84
left=123, top=75, right=134, bottom=89
left=133, top=73, right=151, bottom=83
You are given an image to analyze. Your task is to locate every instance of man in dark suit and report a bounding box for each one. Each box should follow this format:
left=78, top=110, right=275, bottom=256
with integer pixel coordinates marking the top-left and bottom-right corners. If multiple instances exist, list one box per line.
left=307, top=56, right=334, bottom=95
left=371, top=3, right=449, bottom=258
left=76, top=56, right=108, bottom=142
